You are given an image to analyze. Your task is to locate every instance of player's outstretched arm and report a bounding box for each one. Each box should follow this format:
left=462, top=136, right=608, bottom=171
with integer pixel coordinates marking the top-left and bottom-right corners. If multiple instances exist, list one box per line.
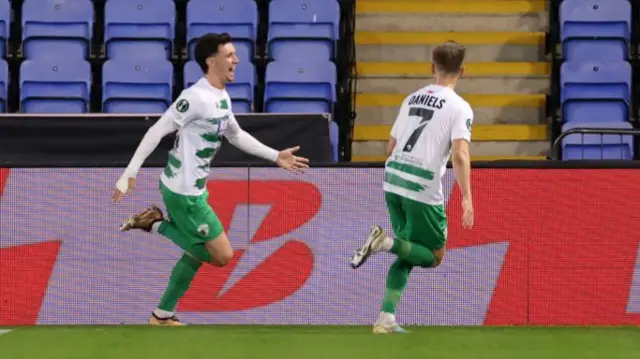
left=451, top=103, right=474, bottom=229
left=452, top=139, right=473, bottom=229
left=224, top=116, right=309, bottom=173
left=112, top=114, right=178, bottom=202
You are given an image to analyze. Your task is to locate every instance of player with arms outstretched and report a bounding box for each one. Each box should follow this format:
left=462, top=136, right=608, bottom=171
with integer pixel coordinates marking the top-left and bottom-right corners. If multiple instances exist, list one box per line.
left=112, top=33, right=309, bottom=326
left=349, top=41, right=474, bottom=334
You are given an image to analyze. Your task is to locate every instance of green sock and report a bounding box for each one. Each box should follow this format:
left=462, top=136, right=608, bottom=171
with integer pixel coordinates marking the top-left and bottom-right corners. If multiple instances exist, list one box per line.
left=157, top=253, right=202, bottom=312
left=381, top=259, right=413, bottom=314
left=158, top=220, right=212, bottom=263
left=390, top=238, right=435, bottom=268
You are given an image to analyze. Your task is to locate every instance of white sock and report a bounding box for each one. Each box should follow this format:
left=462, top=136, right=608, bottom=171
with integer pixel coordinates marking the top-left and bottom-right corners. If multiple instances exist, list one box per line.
left=153, top=308, right=174, bottom=319
left=378, top=311, right=396, bottom=325
left=151, top=221, right=163, bottom=233
left=381, top=236, right=394, bottom=252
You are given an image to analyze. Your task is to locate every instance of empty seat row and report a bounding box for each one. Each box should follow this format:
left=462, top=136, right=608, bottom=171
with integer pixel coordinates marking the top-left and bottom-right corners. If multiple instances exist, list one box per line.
left=558, top=0, right=636, bottom=159
left=0, top=59, right=336, bottom=114
left=560, top=60, right=634, bottom=160
left=560, top=0, right=632, bottom=61
left=561, top=61, right=631, bottom=124
left=0, top=0, right=340, bottom=62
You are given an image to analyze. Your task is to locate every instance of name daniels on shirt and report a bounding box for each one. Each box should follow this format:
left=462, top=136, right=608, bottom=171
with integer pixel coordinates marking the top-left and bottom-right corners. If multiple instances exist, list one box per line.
left=408, top=94, right=446, bottom=109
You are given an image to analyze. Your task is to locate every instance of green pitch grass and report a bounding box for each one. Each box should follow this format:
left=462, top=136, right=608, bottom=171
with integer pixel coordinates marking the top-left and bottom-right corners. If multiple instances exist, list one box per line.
left=1, top=326, right=638, bottom=359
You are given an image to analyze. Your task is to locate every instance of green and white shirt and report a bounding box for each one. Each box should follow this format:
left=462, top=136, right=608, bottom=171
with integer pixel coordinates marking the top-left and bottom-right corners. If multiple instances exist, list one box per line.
left=384, top=85, right=473, bottom=205
left=117, top=77, right=279, bottom=197
left=159, top=78, right=241, bottom=196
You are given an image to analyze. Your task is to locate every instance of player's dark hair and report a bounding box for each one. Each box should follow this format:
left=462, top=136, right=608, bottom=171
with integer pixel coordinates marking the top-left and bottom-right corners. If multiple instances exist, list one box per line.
left=432, top=41, right=466, bottom=75
left=194, top=33, right=233, bottom=73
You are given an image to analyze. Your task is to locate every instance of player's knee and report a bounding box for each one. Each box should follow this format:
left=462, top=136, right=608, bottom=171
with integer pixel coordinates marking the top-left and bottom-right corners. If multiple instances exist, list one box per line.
left=212, top=249, right=234, bottom=267
left=431, top=248, right=446, bottom=268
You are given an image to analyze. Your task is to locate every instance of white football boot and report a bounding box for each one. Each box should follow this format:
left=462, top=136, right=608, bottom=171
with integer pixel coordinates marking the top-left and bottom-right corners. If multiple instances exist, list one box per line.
left=350, top=225, right=387, bottom=269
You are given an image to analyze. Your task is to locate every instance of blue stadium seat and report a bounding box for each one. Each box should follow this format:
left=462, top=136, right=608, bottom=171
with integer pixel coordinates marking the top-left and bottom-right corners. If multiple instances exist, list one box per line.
left=183, top=60, right=254, bottom=113
left=264, top=60, right=336, bottom=113
left=104, top=0, right=175, bottom=60
left=22, top=0, right=93, bottom=60
left=0, top=0, right=9, bottom=58
left=183, top=60, right=201, bottom=88
left=561, top=121, right=634, bottom=160
left=0, top=59, right=7, bottom=112
left=268, top=0, right=340, bottom=61
left=560, top=0, right=631, bottom=61
left=561, top=61, right=631, bottom=124
left=102, top=59, right=173, bottom=113
left=186, top=0, right=257, bottom=62
left=20, top=59, right=91, bottom=113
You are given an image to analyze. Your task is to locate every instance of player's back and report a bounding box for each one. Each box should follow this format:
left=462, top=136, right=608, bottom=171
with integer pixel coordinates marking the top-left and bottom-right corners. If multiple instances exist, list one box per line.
left=384, top=84, right=472, bottom=205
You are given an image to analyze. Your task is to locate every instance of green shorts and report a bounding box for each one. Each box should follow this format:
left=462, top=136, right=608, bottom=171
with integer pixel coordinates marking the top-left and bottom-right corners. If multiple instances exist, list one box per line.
left=160, top=182, right=224, bottom=244
left=385, top=191, right=447, bottom=251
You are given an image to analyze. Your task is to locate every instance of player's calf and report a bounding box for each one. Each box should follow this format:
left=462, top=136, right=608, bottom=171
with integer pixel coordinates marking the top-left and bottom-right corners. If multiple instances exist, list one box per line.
left=120, top=205, right=164, bottom=232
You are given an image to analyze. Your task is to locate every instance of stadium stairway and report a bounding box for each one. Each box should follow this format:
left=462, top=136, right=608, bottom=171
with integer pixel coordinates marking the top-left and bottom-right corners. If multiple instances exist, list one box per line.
left=352, top=0, right=550, bottom=161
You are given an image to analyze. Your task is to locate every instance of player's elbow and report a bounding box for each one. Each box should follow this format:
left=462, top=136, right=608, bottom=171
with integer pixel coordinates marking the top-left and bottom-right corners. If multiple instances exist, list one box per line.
left=452, top=149, right=469, bottom=165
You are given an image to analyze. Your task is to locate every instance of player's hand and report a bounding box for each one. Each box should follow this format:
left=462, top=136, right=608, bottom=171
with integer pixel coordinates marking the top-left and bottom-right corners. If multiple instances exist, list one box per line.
left=276, top=146, right=310, bottom=174
left=112, top=177, right=136, bottom=203
left=461, top=197, right=474, bottom=229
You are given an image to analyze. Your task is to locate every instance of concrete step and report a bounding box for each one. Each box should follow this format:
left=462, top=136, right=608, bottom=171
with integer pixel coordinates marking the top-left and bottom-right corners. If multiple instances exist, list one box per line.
left=356, top=14, right=548, bottom=32
left=355, top=92, right=545, bottom=125
left=354, top=124, right=549, bottom=142
left=356, top=0, right=547, bottom=32
left=352, top=141, right=550, bottom=158
left=357, top=77, right=548, bottom=95
left=356, top=0, right=547, bottom=14
left=356, top=32, right=546, bottom=62
left=357, top=62, right=550, bottom=77
left=356, top=106, right=543, bottom=125
left=357, top=61, right=549, bottom=94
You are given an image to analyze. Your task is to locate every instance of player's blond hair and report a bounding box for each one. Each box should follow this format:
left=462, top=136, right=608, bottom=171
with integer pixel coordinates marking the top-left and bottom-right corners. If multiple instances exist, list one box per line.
left=432, top=41, right=466, bottom=75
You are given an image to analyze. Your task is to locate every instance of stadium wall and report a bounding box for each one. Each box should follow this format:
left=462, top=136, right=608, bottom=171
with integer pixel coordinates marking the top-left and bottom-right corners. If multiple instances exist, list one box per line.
left=1, top=165, right=639, bottom=326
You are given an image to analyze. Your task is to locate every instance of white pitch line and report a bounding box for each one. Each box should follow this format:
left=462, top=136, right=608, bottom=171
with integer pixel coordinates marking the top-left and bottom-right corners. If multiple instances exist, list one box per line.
left=0, top=329, right=13, bottom=336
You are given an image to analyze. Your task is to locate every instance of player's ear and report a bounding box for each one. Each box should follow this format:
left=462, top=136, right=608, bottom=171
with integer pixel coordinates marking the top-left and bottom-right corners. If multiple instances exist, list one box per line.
left=459, top=66, right=465, bottom=78
left=206, top=56, right=216, bottom=69
left=431, top=63, right=436, bottom=75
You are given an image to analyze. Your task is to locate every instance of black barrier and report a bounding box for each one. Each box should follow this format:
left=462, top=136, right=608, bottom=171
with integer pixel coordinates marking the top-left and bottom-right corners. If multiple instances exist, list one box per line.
left=0, top=113, right=335, bottom=166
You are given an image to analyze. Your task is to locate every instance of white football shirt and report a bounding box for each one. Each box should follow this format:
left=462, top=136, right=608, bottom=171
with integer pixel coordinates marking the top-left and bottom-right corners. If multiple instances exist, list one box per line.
left=160, top=78, right=241, bottom=196
left=384, top=84, right=474, bottom=205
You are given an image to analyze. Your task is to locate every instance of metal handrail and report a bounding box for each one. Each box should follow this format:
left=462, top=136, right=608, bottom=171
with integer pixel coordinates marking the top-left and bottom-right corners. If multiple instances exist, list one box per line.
left=551, top=127, right=640, bottom=160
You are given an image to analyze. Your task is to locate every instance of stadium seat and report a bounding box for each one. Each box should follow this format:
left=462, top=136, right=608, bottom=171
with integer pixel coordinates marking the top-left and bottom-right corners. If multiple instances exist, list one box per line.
left=264, top=60, right=336, bottom=113
left=0, top=0, right=9, bottom=58
left=20, top=59, right=91, bottom=113
left=561, top=61, right=631, bottom=124
left=561, top=121, right=634, bottom=160
left=560, top=0, right=631, bottom=61
left=102, top=59, right=173, bottom=113
left=104, top=0, right=175, bottom=60
left=22, top=0, right=93, bottom=60
left=186, top=0, right=257, bottom=62
left=183, top=60, right=254, bottom=113
left=268, top=0, right=340, bottom=61
left=0, top=59, right=7, bottom=112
